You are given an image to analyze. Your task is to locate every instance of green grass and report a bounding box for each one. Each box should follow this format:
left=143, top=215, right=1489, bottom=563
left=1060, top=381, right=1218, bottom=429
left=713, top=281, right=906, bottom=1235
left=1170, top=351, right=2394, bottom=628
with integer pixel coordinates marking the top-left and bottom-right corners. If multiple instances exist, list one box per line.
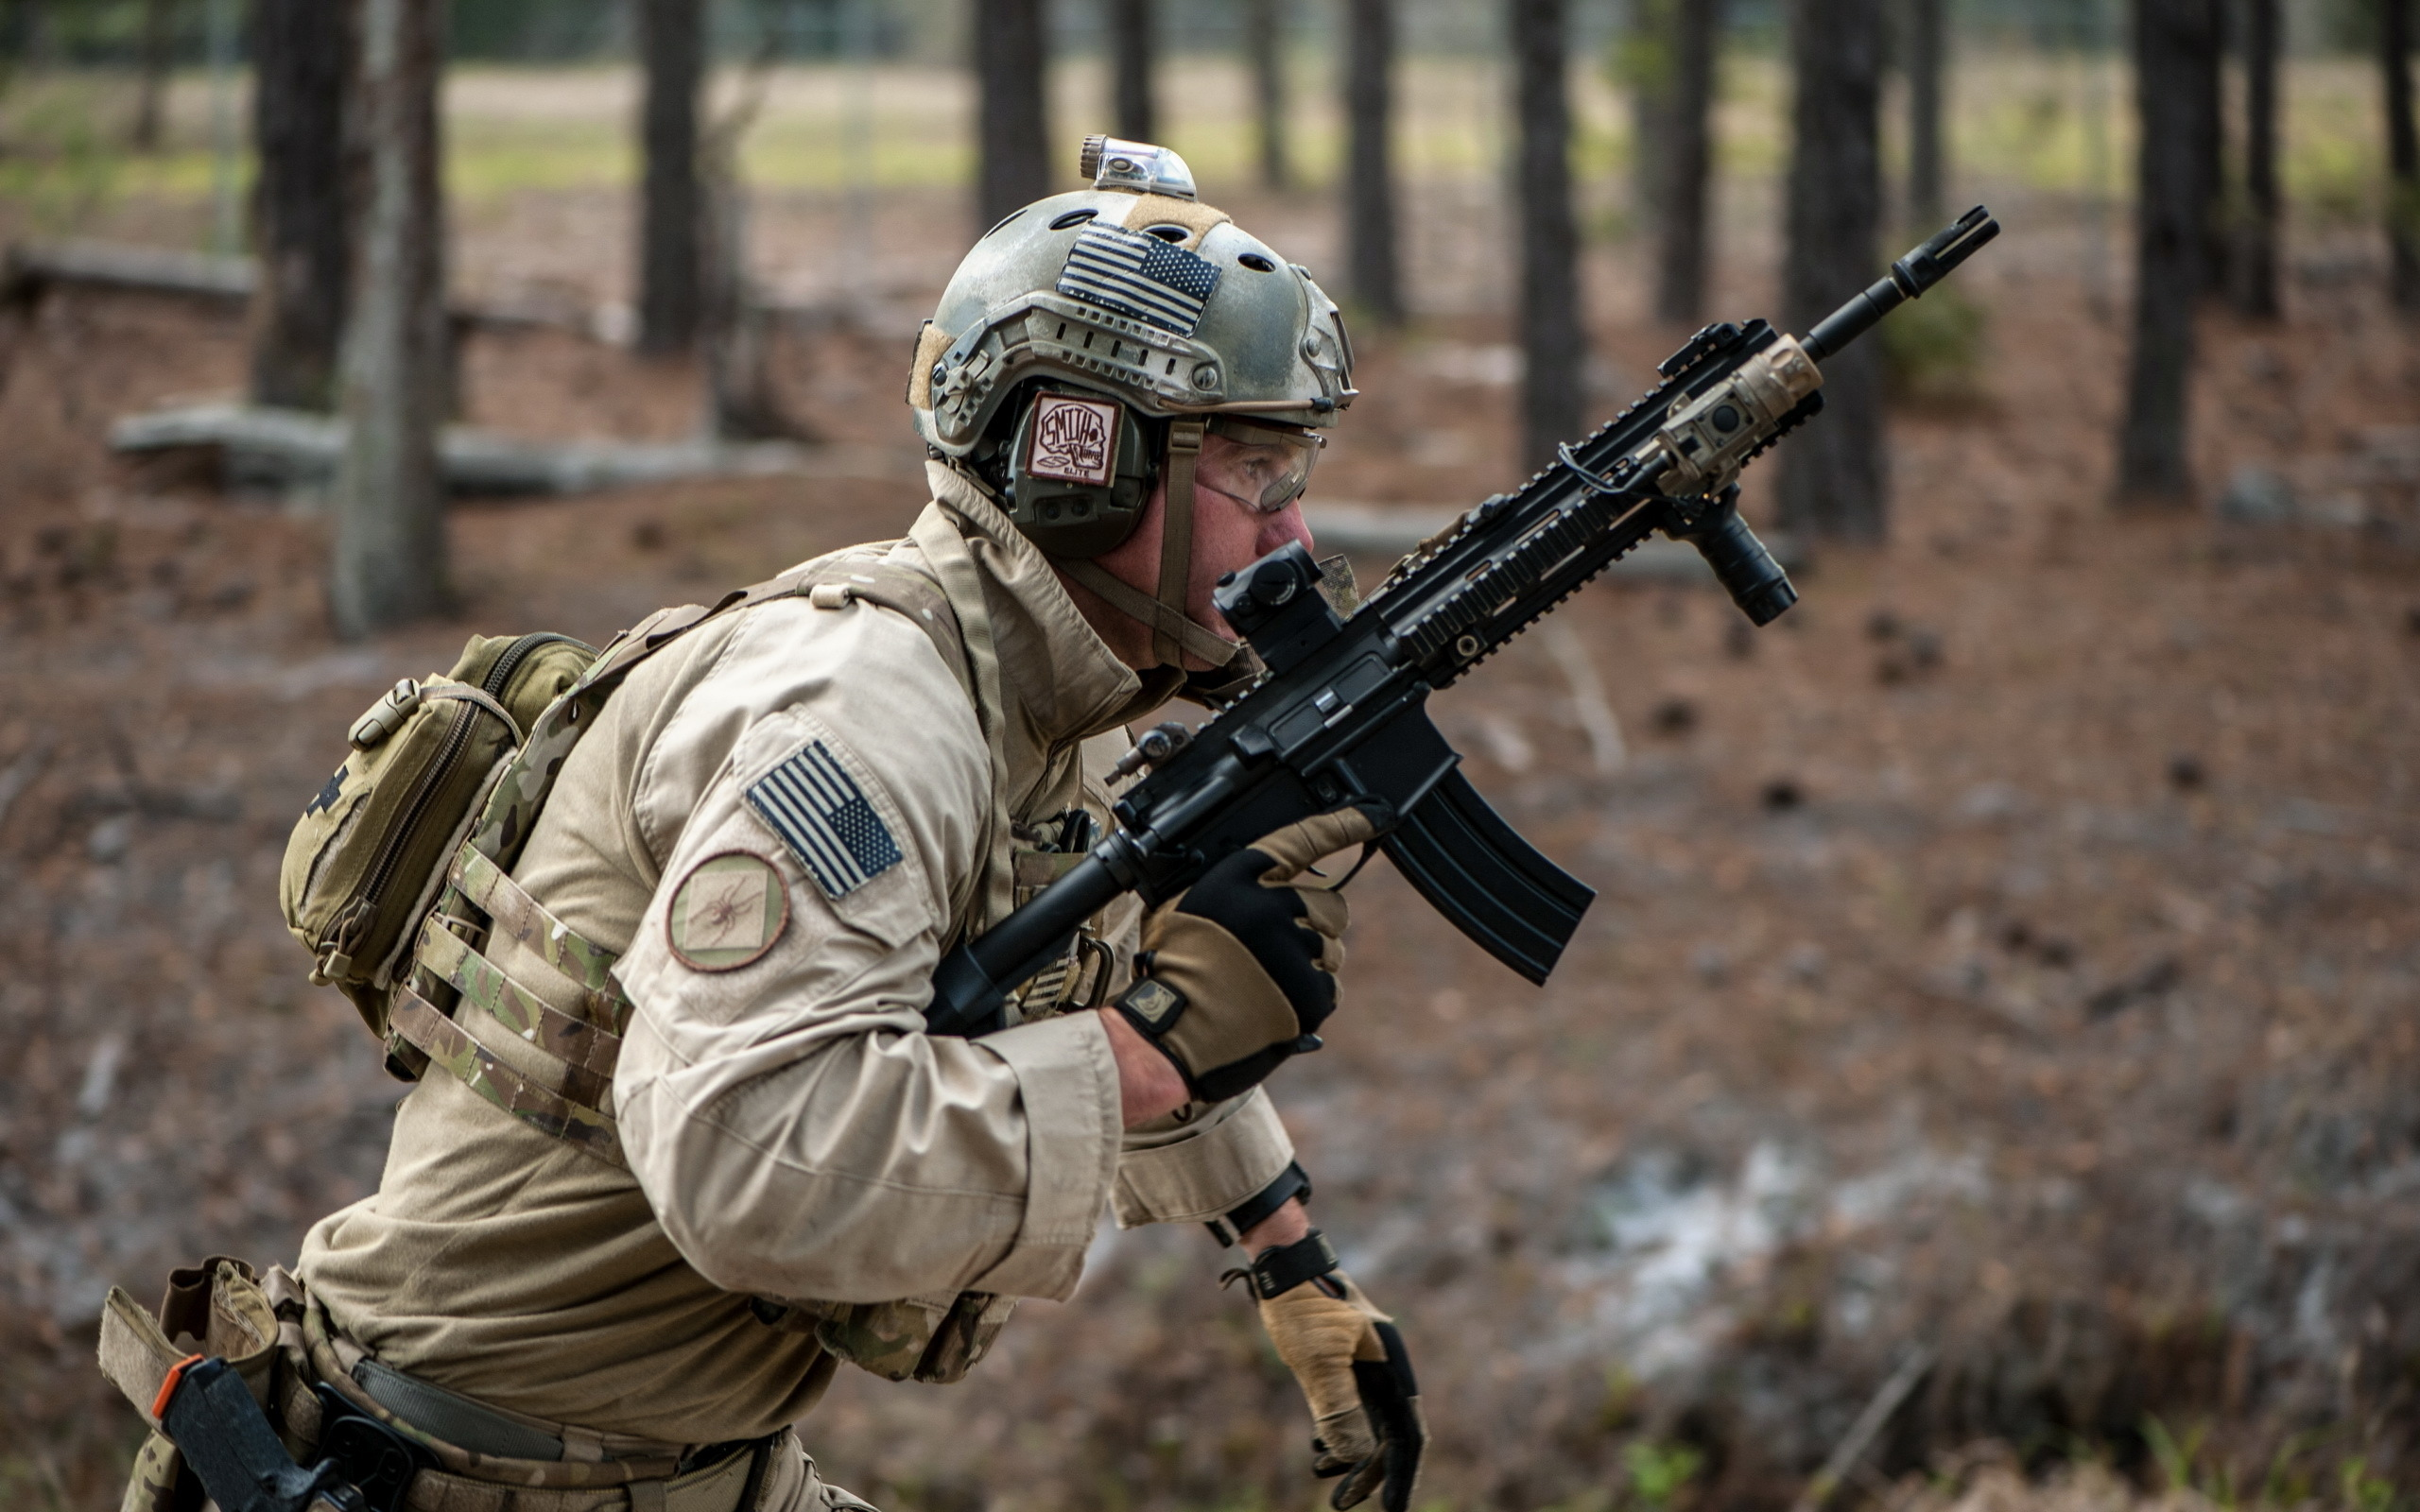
left=1624, top=1438, right=1706, bottom=1512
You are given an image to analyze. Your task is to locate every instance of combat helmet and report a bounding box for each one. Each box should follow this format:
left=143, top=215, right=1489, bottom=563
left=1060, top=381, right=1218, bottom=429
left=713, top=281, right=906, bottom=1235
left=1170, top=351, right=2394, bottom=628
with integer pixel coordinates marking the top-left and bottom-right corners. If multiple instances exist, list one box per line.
left=910, top=136, right=1356, bottom=668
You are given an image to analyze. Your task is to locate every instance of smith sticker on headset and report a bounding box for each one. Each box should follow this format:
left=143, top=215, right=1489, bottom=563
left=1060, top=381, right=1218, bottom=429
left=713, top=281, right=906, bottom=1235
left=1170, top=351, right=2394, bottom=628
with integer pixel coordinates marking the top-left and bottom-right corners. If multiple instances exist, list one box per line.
left=1026, top=394, right=1120, bottom=488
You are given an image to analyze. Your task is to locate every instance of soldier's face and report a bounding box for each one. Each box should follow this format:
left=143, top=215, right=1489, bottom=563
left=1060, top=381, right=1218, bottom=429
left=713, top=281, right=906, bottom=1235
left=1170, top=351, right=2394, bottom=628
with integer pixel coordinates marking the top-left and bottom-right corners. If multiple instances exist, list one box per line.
left=1083, top=431, right=1320, bottom=670
left=1186, top=432, right=1316, bottom=658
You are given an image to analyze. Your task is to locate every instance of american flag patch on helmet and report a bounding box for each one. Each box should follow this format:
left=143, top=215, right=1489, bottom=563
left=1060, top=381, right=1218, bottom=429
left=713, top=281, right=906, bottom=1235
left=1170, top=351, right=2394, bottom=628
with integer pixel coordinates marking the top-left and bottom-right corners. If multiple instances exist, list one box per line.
left=1056, top=223, right=1222, bottom=335
left=746, top=740, right=903, bottom=900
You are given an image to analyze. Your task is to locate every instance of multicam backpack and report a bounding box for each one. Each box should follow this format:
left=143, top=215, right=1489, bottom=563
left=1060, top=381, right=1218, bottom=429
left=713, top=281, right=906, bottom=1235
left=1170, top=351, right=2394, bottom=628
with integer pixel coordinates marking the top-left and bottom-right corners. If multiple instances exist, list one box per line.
left=280, top=630, right=598, bottom=1066
left=275, top=553, right=1029, bottom=1383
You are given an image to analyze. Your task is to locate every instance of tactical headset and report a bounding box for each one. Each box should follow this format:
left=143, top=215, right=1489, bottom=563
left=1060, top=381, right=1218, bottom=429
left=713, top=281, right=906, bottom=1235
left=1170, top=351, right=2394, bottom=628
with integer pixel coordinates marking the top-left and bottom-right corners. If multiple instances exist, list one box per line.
left=982, top=379, right=1324, bottom=565
left=986, top=379, right=1164, bottom=559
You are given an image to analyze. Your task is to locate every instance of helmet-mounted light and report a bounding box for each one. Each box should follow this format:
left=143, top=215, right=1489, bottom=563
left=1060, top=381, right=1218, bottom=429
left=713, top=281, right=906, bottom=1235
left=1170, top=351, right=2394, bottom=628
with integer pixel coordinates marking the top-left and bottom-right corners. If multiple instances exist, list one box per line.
left=1079, top=135, right=1199, bottom=199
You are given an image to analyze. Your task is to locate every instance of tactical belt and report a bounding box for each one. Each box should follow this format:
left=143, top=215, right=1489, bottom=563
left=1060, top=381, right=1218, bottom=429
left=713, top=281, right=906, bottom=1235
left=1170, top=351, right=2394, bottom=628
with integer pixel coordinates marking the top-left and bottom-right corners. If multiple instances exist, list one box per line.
left=99, top=1261, right=799, bottom=1512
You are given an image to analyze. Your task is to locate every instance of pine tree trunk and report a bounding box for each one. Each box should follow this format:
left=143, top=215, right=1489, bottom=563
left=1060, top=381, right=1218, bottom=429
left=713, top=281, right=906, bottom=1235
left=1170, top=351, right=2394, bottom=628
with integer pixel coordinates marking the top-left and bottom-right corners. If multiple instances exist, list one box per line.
left=131, top=0, right=173, bottom=150
left=1906, top=0, right=1945, bottom=225
left=1626, top=0, right=1674, bottom=251
left=1343, top=0, right=1402, bottom=323
left=1779, top=0, right=1886, bottom=542
left=2118, top=0, right=2217, bottom=504
left=1245, top=0, right=1288, bottom=190
left=1108, top=0, right=1153, bottom=144
left=1657, top=0, right=1718, bottom=324
left=250, top=0, right=351, bottom=411
left=2229, top=0, right=2280, bottom=318
left=2388, top=0, right=2420, bottom=310
left=2189, top=0, right=2226, bottom=295
left=331, top=0, right=448, bottom=638
left=636, top=0, right=703, bottom=355
left=699, top=56, right=807, bottom=443
left=1512, top=0, right=1582, bottom=471
left=977, top=0, right=1052, bottom=232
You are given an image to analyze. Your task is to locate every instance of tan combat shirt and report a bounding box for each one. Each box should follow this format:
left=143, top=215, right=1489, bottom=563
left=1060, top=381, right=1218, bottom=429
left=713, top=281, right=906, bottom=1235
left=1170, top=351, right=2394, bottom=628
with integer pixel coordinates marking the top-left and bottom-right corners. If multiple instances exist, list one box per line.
left=300, top=466, right=1295, bottom=1444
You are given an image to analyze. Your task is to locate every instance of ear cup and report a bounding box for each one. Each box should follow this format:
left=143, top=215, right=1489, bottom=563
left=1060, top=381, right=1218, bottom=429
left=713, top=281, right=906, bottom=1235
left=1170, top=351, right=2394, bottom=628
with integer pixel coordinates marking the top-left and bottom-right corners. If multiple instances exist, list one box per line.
left=1003, top=387, right=1161, bottom=559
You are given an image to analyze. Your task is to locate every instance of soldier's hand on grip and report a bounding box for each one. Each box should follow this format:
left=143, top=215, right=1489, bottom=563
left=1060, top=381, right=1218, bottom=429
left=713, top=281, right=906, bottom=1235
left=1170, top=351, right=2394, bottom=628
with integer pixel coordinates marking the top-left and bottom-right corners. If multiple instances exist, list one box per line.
left=1113, top=807, right=1378, bottom=1103
left=1241, top=1233, right=1426, bottom=1512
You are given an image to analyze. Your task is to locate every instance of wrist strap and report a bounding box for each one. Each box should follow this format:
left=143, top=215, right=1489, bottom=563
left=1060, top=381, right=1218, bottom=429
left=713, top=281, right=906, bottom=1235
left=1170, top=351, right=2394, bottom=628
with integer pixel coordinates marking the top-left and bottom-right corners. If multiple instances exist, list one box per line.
left=1246, top=1228, right=1340, bottom=1300
left=1206, top=1160, right=1312, bottom=1246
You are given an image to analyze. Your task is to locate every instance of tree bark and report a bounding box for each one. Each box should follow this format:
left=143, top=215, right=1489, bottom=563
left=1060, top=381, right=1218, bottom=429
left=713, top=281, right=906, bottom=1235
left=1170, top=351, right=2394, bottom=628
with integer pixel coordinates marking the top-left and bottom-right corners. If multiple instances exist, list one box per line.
left=2388, top=0, right=2420, bottom=310
left=1625, top=0, right=1674, bottom=261
left=1244, top=0, right=1288, bottom=190
left=1779, top=0, right=1886, bottom=542
left=132, top=0, right=174, bottom=150
left=331, top=0, right=448, bottom=638
left=1906, top=0, right=1945, bottom=225
left=2189, top=0, right=2226, bottom=294
left=1658, top=0, right=1718, bottom=324
left=699, top=48, right=807, bottom=442
left=249, top=0, right=352, bottom=411
left=636, top=0, right=703, bottom=355
left=1343, top=0, right=1402, bottom=323
left=977, top=0, right=1051, bottom=232
left=2229, top=0, right=2280, bottom=318
left=2118, top=0, right=2217, bottom=504
left=1107, top=0, right=1153, bottom=145
left=1512, top=0, right=1582, bottom=471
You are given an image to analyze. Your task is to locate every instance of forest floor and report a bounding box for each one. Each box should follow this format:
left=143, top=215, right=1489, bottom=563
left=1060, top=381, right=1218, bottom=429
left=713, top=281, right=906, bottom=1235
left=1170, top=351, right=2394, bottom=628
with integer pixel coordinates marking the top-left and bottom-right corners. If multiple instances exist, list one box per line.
left=1, top=166, right=2417, bottom=1512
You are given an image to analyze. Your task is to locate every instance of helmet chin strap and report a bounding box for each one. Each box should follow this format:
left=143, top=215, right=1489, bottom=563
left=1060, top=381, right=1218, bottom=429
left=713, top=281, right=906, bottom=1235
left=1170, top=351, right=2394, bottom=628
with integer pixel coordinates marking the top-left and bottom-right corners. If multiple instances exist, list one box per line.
left=1058, top=418, right=1244, bottom=670
left=1152, top=419, right=1204, bottom=666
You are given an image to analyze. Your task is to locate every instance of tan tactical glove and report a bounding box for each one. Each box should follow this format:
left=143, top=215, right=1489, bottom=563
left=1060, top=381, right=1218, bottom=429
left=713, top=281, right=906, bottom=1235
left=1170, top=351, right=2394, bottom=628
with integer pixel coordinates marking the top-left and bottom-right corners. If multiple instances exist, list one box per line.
left=1115, top=807, right=1380, bottom=1103
left=1242, top=1231, right=1426, bottom=1512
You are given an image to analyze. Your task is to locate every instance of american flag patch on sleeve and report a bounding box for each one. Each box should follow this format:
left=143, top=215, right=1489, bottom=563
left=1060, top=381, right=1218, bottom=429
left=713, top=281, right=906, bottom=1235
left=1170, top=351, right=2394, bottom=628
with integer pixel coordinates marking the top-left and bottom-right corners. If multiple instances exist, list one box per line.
left=745, top=740, right=904, bottom=900
left=1056, top=223, right=1222, bottom=335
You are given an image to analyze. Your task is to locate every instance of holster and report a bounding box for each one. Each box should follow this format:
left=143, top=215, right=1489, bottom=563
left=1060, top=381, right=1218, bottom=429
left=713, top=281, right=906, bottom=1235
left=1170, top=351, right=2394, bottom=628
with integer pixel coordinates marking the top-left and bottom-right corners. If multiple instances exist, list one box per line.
left=97, top=1258, right=830, bottom=1512
left=95, top=1256, right=295, bottom=1512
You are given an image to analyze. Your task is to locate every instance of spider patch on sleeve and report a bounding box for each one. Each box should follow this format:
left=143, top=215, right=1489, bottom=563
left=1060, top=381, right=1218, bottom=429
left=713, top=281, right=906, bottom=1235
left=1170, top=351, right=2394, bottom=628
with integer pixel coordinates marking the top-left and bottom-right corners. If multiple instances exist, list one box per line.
left=665, top=851, right=790, bottom=971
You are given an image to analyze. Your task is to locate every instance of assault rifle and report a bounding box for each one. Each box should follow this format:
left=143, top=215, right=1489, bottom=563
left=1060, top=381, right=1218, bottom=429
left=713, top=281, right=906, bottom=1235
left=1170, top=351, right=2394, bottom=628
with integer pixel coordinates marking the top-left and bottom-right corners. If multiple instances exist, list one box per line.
left=925, top=207, right=1999, bottom=1037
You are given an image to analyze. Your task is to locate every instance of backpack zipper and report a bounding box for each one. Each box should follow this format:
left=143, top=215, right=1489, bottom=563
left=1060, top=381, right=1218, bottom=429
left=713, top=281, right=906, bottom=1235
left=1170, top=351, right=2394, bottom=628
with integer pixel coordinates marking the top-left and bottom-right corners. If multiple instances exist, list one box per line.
left=332, top=632, right=583, bottom=962
left=479, top=631, right=586, bottom=701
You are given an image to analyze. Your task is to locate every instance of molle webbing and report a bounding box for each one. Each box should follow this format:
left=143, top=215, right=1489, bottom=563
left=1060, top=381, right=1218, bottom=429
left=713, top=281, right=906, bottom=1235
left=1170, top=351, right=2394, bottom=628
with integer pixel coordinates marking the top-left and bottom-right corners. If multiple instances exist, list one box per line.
left=399, top=556, right=967, bottom=1167
left=450, top=846, right=631, bottom=1025
left=390, top=979, right=629, bottom=1168
left=415, top=920, right=621, bottom=1101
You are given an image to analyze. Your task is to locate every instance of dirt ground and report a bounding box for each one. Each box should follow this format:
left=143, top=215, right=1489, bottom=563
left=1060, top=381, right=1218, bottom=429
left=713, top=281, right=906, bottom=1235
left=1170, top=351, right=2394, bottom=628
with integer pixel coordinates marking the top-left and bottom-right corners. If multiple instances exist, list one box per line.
left=2, top=163, right=2418, bottom=1512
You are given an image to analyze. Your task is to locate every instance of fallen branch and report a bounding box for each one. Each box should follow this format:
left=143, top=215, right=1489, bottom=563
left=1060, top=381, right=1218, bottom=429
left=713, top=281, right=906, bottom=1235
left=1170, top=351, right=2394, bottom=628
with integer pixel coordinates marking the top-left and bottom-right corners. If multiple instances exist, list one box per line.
left=2, top=239, right=605, bottom=338
left=0, top=735, right=56, bottom=833
left=109, top=402, right=917, bottom=496
left=3, top=239, right=253, bottom=306
left=1788, top=1345, right=1936, bottom=1512
left=1545, top=622, right=1627, bottom=776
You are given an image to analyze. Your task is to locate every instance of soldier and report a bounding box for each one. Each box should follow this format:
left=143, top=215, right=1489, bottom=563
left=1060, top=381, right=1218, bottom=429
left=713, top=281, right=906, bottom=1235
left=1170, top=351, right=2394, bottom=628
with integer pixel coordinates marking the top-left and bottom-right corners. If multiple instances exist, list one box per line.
left=108, top=140, right=1421, bottom=1512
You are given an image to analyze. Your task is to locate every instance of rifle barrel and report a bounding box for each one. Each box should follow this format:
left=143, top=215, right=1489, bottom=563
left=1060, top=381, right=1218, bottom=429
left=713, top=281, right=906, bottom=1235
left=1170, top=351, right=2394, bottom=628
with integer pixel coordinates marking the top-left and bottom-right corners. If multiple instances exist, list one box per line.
left=1804, top=205, right=1998, bottom=361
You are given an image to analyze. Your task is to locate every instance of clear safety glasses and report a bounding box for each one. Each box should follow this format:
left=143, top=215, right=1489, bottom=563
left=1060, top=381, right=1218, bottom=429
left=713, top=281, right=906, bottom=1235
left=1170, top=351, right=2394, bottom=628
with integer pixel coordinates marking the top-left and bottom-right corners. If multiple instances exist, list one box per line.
left=1201, top=417, right=1326, bottom=514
